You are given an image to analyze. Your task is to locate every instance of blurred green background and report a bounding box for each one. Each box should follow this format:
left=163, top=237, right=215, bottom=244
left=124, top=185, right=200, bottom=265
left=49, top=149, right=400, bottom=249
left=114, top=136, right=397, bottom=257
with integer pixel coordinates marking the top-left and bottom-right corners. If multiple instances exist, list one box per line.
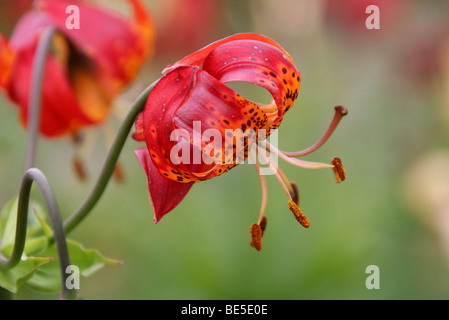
left=1, top=0, right=449, bottom=299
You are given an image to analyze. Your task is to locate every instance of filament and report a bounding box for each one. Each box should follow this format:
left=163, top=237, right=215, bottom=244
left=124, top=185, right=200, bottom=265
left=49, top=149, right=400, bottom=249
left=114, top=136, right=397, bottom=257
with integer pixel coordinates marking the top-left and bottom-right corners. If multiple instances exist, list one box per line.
left=250, top=150, right=268, bottom=225
left=280, top=105, right=347, bottom=157
left=256, top=145, right=292, bottom=201
left=261, top=140, right=333, bottom=169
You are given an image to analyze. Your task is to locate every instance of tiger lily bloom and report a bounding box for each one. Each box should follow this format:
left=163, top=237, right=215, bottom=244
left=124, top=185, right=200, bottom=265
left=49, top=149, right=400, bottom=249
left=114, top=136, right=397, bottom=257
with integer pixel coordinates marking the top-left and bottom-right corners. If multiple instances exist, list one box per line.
left=133, top=33, right=347, bottom=250
left=0, top=0, right=154, bottom=137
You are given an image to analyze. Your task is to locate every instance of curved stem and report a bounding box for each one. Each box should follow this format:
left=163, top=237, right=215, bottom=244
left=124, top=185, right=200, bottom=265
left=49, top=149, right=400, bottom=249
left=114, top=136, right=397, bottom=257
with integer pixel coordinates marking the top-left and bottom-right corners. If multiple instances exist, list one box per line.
left=24, top=27, right=56, bottom=171
left=0, top=19, right=158, bottom=298
left=61, top=79, right=159, bottom=237
left=0, top=26, right=77, bottom=300
left=0, top=169, right=77, bottom=300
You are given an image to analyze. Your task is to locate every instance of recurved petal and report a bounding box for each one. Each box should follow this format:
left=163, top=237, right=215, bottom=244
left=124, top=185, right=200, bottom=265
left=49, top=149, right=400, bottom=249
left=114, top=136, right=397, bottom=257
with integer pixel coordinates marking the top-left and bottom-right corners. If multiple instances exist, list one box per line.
left=162, top=33, right=295, bottom=74
left=135, top=147, right=194, bottom=223
left=202, top=39, right=301, bottom=130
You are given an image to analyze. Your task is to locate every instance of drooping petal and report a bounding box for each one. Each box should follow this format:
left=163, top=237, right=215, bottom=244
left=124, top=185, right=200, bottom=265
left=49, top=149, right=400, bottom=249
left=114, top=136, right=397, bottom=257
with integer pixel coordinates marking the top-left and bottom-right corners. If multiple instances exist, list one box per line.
left=3, top=10, right=95, bottom=136
left=8, top=37, right=95, bottom=136
left=135, top=147, right=193, bottom=223
left=143, top=65, right=268, bottom=182
left=162, top=33, right=295, bottom=74
left=2, top=0, right=153, bottom=137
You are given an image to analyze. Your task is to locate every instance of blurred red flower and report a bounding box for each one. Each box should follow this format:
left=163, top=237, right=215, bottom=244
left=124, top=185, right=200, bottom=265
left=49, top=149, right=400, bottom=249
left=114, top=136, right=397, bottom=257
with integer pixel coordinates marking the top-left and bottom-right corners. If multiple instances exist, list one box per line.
left=154, top=0, right=222, bottom=58
left=0, top=0, right=154, bottom=137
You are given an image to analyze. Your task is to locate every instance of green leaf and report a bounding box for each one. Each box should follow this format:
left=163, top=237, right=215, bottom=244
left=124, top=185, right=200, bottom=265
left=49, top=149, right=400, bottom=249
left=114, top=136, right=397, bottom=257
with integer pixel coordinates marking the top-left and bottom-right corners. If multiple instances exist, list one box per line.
left=33, top=209, right=52, bottom=241
left=0, top=198, right=16, bottom=241
left=0, top=256, right=53, bottom=293
left=0, top=197, right=19, bottom=248
left=0, top=197, right=46, bottom=251
left=1, top=197, right=121, bottom=294
left=24, top=239, right=122, bottom=293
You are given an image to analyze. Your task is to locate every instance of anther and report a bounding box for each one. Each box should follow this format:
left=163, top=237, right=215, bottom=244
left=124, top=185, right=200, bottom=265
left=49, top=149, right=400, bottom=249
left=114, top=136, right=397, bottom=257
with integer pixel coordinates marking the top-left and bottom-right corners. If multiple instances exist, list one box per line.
left=72, top=156, right=87, bottom=181
left=334, top=105, right=348, bottom=116
left=249, top=223, right=263, bottom=251
left=288, top=200, right=310, bottom=228
left=113, top=162, right=125, bottom=183
left=290, top=182, right=300, bottom=205
left=332, top=157, right=346, bottom=183
left=259, top=215, right=267, bottom=236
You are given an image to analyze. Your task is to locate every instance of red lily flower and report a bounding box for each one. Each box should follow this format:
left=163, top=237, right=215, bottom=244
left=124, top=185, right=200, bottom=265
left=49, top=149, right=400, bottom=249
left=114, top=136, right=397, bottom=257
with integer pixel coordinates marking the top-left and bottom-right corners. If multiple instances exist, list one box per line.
left=0, top=0, right=153, bottom=137
left=133, top=33, right=347, bottom=250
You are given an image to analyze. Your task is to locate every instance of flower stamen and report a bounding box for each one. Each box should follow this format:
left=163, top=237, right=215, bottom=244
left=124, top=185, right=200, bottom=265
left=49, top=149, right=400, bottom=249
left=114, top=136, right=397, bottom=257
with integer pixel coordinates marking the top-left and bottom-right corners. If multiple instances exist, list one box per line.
left=259, top=215, right=267, bottom=236
left=288, top=200, right=310, bottom=228
left=250, top=151, right=268, bottom=225
left=256, top=145, right=293, bottom=200
left=290, top=182, right=300, bottom=205
left=71, top=131, right=96, bottom=181
left=280, top=105, right=348, bottom=158
left=249, top=223, right=263, bottom=251
left=262, top=140, right=333, bottom=169
left=332, top=157, right=346, bottom=183
left=72, top=156, right=87, bottom=181
left=276, top=165, right=299, bottom=204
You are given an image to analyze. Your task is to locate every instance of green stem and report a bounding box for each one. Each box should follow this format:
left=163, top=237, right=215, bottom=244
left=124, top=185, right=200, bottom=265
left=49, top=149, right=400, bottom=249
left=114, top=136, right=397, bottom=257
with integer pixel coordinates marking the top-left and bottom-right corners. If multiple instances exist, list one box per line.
left=61, top=79, right=159, bottom=237
left=1, top=26, right=56, bottom=270
left=24, top=27, right=56, bottom=171
left=0, top=169, right=77, bottom=300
